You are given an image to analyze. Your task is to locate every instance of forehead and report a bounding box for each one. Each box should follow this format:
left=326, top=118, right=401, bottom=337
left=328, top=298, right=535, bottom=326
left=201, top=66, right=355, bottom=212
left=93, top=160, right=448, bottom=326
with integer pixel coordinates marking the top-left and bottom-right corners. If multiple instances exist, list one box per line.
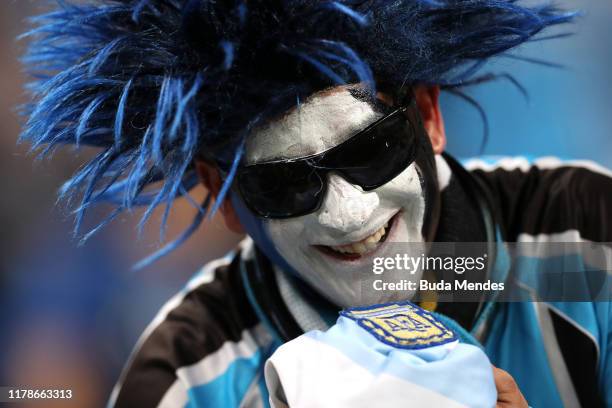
left=245, top=88, right=382, bottom=164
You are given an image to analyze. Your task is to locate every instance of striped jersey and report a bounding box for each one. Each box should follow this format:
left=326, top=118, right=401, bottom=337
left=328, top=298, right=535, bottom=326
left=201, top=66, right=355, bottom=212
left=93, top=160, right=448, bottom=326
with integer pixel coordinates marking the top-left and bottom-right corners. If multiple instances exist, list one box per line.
left=110, top=155, right=612, bottom=408
left=265, top=302, right=497, bottom=408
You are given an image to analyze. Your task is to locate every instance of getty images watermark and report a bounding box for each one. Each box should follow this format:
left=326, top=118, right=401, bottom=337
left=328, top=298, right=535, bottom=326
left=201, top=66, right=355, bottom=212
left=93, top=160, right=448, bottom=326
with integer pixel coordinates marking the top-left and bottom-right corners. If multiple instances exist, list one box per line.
left=361, top=242, right=612, bottom=302
left=370, top=252, right=505, bottom=293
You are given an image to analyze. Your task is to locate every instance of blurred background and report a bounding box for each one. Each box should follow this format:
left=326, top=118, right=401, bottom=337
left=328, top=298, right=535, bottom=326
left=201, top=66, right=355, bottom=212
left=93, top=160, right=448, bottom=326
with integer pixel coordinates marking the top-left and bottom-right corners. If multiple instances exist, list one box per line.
left=1, top=1, right=610, bottom=407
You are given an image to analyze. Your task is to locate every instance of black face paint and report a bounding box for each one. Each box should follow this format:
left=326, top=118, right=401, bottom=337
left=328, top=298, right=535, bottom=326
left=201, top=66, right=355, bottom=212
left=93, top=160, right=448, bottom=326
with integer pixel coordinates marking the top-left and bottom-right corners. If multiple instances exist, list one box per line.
left=348, top=87, right=394, bottom=116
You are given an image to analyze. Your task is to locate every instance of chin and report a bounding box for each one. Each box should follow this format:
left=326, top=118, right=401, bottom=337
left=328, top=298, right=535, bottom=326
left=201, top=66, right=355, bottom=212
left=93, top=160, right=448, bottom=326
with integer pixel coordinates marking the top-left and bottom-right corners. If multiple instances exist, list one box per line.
left=269, top=208, right=426, bottom=308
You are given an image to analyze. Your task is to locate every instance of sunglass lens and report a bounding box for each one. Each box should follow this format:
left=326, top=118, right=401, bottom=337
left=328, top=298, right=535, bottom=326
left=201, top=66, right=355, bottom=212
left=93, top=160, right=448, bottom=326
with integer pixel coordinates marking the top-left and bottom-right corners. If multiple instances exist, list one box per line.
left=238, top=162, right=324, bottom=218
left=323, top=112, right=417, bottom=190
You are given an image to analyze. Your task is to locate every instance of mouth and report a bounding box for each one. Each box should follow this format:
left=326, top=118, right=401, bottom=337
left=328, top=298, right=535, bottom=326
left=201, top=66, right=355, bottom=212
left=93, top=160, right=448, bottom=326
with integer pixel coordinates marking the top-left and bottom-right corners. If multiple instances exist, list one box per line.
left=314, top=212, right=400, bottom=260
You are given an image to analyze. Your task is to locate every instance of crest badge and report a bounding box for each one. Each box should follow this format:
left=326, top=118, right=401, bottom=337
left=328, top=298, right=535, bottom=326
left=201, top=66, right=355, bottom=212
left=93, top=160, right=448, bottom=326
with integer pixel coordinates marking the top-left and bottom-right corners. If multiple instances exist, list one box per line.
left=341, top=302, right=457, bottom=349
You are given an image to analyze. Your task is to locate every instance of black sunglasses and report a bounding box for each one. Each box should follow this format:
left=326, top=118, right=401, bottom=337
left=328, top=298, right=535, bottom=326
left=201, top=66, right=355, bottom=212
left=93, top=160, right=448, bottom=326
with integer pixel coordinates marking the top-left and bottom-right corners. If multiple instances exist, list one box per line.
left=236, top=99, right=422, bottom=219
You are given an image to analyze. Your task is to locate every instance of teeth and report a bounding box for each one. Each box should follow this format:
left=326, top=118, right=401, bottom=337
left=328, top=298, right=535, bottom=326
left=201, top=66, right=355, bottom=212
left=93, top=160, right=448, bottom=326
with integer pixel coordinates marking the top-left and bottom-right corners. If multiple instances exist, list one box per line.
left=329, top=222, right=389, bottom=255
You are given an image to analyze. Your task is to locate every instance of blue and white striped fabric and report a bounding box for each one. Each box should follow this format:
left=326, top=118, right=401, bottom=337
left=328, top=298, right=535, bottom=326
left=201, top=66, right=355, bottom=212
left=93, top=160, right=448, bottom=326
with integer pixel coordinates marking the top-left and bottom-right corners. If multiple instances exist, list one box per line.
left=265, top=302, right=496, bottom=408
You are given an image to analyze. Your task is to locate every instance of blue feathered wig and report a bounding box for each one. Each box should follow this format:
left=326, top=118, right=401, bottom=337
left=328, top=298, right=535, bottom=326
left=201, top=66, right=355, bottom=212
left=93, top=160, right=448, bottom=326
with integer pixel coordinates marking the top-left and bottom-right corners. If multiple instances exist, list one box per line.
left=20, top=0, right=575, bottom=265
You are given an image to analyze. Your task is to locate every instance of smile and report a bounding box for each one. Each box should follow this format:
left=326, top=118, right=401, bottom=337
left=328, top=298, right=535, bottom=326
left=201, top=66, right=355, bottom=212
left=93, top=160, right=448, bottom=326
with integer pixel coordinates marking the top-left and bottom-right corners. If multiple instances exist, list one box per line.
left=314, top=212, right=399, bottom=259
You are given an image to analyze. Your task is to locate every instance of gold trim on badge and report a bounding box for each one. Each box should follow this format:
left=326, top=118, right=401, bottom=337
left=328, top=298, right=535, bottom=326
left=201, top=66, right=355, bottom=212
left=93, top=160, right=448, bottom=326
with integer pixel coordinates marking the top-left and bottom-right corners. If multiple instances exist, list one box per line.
left=341, top=302, right=456, bottom=349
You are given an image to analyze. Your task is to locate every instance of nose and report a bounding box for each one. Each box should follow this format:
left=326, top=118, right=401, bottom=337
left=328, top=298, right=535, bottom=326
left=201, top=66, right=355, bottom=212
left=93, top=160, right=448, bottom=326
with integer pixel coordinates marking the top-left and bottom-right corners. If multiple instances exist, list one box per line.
left=317, top=173, right=379, bottom=234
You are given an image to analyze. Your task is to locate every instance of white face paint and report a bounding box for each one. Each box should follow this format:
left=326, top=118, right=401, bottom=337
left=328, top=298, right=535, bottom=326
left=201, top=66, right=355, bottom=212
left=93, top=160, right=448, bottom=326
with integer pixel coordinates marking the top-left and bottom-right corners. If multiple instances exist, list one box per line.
left=246, top=90, right=381, bottom=162
left=245, top=88, right=427, bottom=308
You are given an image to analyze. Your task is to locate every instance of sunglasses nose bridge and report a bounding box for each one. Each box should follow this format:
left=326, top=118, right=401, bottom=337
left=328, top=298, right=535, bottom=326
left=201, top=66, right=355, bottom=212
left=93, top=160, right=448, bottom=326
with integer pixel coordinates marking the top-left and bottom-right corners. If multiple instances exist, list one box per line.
left=315, top=173, right=380, bottom=233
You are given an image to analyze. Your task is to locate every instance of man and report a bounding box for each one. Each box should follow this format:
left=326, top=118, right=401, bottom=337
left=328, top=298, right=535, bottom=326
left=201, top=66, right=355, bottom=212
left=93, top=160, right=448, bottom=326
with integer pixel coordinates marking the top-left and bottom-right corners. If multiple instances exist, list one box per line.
left=20, top=0, right=611, bottom=407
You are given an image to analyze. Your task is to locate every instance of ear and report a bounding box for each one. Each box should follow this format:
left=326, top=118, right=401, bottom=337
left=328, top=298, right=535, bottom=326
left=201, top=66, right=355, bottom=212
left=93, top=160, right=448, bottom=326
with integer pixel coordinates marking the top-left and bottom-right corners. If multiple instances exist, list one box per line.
left=195, top=160, right=245, bottom=234
left=414, top=85, right=446, bottom=154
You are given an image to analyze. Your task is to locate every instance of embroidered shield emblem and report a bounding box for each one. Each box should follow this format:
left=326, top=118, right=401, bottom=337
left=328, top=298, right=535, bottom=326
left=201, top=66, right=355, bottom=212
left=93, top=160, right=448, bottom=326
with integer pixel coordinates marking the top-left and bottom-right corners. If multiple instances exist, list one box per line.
left=341, top=302, right=457, bottom=349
